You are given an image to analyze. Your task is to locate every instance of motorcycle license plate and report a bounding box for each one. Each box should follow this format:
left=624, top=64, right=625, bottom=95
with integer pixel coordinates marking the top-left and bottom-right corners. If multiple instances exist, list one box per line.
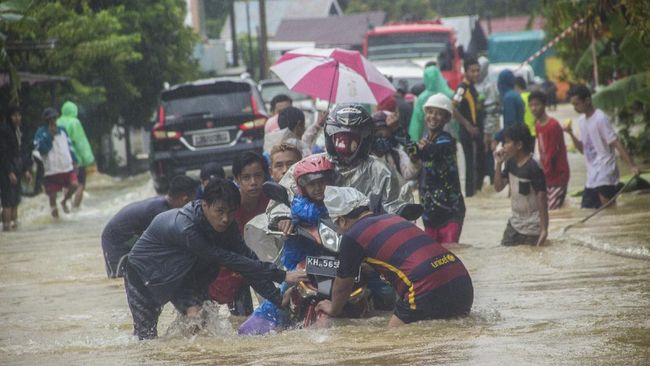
left=305, top=256, right=339, bottom=278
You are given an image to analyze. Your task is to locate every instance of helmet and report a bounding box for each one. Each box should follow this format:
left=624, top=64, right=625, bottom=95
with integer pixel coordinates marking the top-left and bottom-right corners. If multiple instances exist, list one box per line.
left=423, top=93, right=453, bottom=115
left=324, top=103, right=373, bottom=166
left=324, top=186, right=370, bottom=220
left=293, top=154, right=334, bottom=194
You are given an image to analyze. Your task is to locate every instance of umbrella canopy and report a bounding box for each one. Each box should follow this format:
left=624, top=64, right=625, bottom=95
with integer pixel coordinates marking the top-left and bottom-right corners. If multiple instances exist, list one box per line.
left=270, top=47, right=396, bottom=105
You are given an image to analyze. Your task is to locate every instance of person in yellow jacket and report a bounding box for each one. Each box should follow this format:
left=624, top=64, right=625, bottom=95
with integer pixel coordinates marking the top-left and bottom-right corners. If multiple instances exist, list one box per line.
left=57, top=101, right=95, bottom=209
left=514, top=76, right=536, bottom=143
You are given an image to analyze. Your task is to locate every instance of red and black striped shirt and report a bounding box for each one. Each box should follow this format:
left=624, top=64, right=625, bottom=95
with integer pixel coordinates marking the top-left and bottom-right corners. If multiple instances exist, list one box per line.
left=337, top=214, right=469, bottom=310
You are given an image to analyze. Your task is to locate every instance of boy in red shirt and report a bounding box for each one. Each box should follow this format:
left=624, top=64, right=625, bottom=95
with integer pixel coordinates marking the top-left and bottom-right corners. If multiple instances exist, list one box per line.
left=529, top=91, right=570, bottom=209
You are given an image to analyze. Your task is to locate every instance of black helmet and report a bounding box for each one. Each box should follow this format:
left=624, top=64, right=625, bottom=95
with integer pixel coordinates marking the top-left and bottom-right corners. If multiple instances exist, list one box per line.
left=324, top=103, right=373, bottom=166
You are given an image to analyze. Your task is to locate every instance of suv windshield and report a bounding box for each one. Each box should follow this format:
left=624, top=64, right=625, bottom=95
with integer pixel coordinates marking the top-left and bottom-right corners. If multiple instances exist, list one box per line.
left=162, top=83, right=253, bottom=119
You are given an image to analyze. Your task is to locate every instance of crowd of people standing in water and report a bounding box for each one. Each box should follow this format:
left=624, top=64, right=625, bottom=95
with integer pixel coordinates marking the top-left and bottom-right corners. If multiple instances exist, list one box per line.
left=0, top=55, right=641, bottom=340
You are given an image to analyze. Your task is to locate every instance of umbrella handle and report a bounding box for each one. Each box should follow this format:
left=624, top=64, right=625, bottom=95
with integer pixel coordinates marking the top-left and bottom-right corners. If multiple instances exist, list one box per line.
left=326, top=60, right=339, bottom=110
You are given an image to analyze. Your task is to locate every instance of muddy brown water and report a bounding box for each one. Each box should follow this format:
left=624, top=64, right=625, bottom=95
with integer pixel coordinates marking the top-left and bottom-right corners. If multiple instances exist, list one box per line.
left=1, top=106, right=649, bottom=365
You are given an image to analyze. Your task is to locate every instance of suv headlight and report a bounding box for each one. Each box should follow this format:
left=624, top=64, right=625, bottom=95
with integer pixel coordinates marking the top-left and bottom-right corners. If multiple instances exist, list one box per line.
left=319, top=222, right=340, bottom=253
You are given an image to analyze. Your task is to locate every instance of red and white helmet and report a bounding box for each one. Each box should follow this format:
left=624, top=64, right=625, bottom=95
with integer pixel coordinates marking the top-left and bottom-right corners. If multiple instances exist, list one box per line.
left=293, top=155, right=335, bottom=194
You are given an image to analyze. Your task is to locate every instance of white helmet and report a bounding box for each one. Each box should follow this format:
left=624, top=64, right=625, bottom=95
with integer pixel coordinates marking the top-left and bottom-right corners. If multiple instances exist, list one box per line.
left=324, top=186, right=370, bottom=220
left=423, top=93, right=453, bottom=115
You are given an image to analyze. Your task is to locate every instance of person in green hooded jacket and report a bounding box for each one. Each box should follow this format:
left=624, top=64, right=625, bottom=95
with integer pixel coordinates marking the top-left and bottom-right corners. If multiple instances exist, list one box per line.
left=409, top=65, right=478, bottom=143
left=57, top=101, right=95, bottom=209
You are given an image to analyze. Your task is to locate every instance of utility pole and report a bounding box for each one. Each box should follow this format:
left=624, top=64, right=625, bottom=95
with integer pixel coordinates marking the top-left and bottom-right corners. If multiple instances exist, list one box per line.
left=245, top=0, right=254, bottom=75
left=258, top=0, right=268, bottom=80
left=229, top=0, right=239, bottom=66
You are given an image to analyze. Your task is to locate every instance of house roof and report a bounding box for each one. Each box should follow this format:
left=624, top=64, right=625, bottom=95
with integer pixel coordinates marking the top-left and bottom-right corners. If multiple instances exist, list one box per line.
left=479, top=15, right=544, bottom=35
left=221, top=0, right=342, bottom=39
left=272, top=11, right=387, bottom=48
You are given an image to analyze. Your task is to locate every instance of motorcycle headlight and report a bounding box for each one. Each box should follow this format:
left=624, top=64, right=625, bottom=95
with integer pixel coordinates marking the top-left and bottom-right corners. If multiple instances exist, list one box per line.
left=319, top=222, right=340, bottom=253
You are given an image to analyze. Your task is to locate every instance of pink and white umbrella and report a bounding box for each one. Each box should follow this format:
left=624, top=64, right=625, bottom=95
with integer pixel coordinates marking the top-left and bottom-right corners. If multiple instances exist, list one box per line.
left=270, top=47, right=396, bottom=105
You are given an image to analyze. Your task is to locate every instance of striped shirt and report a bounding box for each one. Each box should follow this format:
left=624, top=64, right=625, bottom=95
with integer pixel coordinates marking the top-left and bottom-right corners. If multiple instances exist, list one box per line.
left=337, top=214, right=469, bottom=310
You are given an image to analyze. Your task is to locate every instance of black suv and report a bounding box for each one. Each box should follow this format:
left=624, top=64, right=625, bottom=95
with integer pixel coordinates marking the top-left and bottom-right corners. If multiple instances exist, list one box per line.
left=149, top=77, right=267, bottom=193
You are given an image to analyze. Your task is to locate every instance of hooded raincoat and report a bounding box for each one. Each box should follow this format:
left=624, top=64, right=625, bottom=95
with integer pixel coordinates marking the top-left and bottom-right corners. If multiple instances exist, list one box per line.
left=409, top=66, right=454, bottom=142
left=494, top=70, right=524, bottom=142
left=57, top=101, right=95, bottom=167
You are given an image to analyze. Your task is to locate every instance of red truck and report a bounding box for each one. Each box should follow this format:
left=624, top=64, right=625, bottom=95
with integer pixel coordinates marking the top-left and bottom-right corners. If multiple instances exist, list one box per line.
left=363, top=21, right=463, bottom=90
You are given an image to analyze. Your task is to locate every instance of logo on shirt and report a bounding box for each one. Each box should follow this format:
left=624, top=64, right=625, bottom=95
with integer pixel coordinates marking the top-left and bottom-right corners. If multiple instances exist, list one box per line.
left=431, top=253, right=457, bottom=269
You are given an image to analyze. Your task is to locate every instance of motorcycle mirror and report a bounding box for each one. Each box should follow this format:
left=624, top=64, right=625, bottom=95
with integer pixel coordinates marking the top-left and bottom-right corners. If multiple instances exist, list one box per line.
left=263, top=181, right=291, bottom=206
left=396, top=203, right=424, bottom=221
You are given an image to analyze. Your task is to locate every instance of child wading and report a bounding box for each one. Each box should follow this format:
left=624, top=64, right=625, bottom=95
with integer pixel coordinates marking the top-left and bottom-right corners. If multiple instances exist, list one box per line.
left=411, top=93, right=465, bottom=244
left=494, top=124, right=549, bottom=246
left=33, top=107, right=79, bottom=218
left=529, top=91, right=570, bottom=209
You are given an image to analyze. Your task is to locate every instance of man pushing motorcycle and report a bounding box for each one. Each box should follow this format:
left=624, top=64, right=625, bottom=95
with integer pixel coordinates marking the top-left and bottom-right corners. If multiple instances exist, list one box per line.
left=316, top=187, right=473, bottom=326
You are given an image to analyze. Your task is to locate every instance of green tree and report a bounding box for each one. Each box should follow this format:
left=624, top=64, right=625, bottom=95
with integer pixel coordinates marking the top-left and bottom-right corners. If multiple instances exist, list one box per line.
left=3, top=0, right=198, bottom=167
left=543, top=0, right=650, bottom=156
left=0, top=0, right=35, bottom=104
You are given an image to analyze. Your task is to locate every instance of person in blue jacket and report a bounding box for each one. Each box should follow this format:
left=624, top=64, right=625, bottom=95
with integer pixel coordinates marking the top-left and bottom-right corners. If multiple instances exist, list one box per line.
left=124, top=178, right=306, bottom=340
left=493, top=69, right=525, bottom=145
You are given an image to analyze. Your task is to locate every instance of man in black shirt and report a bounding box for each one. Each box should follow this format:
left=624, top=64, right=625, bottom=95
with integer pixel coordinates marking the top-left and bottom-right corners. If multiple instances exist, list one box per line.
left=101, top=175, right=198, bottom=278
left=124, top=178, right=306, bottom=339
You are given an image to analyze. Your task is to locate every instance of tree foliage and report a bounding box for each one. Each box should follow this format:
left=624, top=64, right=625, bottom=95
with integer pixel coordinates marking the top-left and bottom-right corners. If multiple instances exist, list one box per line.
left=3, top=0, right=198, bottom=159
left=543, top=0, right=650, bottom=157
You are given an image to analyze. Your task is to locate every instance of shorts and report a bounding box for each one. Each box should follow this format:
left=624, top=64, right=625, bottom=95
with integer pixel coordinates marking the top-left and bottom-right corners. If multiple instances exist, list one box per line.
left=394, top=275, right=473, bottom=324
left=581, top=184, right=619, bottom=209
left=0, top=171, right=21, bottom=207
left=77, top=166, right=87, bottom=185
left=424, top=221, right=462, bottom=244
left=547, top=185, right=567, bottom=210
left=44, top=170, right=78, bottom=195
left=102, top=234, right=138, bottom=278
left=124, top=262, right=203, bottom=340
left=501, top=221, right=539, bottom=246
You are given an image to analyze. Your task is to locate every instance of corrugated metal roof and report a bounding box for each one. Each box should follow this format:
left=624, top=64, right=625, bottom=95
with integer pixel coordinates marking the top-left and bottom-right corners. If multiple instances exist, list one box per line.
left=480, top=15, right=544, bottom=35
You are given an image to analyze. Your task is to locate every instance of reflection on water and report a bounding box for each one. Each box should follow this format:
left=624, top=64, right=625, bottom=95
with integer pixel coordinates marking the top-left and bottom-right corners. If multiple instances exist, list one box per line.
left=1, top=157, right=649, bottom=364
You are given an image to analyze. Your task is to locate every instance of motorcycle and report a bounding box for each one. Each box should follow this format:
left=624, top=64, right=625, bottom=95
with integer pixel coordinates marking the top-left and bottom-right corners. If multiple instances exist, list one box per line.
left=254, top=181, right=423, bottom=329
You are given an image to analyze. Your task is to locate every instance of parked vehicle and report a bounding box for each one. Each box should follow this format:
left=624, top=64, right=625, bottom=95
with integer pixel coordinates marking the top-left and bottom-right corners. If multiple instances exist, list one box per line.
left=149, top=77, right=267, bottom=193
left=364, top=21, right=463, bottom=90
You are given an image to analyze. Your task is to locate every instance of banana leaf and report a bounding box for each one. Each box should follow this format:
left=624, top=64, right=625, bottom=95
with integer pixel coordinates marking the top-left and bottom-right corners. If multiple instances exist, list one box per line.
left=592, top=72, right=650, bottom=112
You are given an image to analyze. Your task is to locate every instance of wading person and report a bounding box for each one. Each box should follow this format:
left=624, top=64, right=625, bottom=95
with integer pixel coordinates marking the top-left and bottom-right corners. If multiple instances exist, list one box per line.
left=494, top=124, right=548, bottom=246
left=0, top=107, right=32, bottom=231
left=124, top=178, right=306, bottom=340
left=452, top=56, right=485, bottom=197
left=101, top=175, right=199, bottom=278
left=530, top=91, right=570, bottom=209
left=315, top=186, right=473, bottom=327
left=33, top=107, right=78, bottom=218
left=411, top=93, right=465, bottom=244
left=56, top=101, right=95, bottom=209
left=269, top=143, right=302, bottom=183
left=564, top=85, right=639, bottom=209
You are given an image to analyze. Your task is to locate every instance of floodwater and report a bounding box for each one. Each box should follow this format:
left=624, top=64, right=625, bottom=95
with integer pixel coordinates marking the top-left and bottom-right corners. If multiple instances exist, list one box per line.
left=1, top=105, right=649, bottom=365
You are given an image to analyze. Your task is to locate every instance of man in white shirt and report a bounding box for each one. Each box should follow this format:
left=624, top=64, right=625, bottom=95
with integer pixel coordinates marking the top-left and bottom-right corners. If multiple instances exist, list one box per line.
left=564, top=85, right=639, bottom=208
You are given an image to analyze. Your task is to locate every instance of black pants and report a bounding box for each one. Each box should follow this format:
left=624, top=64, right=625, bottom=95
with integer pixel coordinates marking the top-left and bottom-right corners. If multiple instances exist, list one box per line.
left=124, top=263, right=203, bottom=340
left=394, top=275, right=474, bottom=323
left=459, top=129, right=485, bottom=197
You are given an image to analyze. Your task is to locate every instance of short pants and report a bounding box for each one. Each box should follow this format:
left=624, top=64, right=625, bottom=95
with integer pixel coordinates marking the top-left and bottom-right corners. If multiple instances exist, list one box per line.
left=501, top=221, right=539, bottom=246
left=547, top=185, right=567, bottom=210
left=0, top=171, right=21, bottom=207
left=44, top=170, right=78, bottom=195
left=394, top=275, right=473, bottom=324
left=581, top=184, right=619, bottom=209
left=424, top=221, right=463, bottom=244
left=124, top=262, right=203, bottom=340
